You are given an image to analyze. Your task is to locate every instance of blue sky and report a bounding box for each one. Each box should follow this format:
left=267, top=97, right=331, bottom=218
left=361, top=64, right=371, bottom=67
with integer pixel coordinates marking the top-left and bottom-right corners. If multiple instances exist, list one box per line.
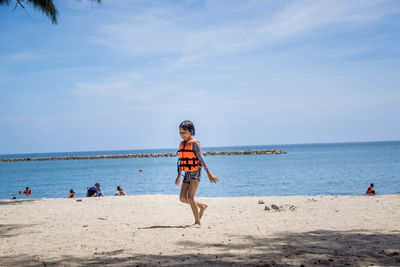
left=1, top=0, right=400, bottom=154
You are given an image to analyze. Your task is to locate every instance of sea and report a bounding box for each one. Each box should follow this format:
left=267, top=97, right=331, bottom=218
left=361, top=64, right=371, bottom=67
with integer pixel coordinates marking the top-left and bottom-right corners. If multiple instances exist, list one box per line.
left=0, top=141, right=399, bottom=200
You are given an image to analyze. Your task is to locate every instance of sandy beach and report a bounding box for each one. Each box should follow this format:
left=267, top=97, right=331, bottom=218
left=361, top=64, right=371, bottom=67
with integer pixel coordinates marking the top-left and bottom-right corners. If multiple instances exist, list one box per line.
left=1, top=194, right=399, bottom=266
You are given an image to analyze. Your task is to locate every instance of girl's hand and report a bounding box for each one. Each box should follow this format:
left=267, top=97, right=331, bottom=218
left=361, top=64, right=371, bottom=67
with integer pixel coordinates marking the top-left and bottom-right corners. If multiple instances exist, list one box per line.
left=175, top=176, right=181, bottom=186
left=208, top=175, right=220, bottom=184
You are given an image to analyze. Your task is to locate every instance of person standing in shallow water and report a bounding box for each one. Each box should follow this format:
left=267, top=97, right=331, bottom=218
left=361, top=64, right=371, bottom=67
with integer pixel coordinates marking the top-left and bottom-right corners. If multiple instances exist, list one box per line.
left=366, top=183, right=376, bottom=195
left=175, top=120, right=220, bottom=228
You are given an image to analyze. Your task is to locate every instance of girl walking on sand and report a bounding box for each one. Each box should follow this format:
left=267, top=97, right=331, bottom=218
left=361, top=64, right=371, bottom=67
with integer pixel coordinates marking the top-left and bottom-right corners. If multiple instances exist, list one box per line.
left=175, top=120, right=219, bottom=228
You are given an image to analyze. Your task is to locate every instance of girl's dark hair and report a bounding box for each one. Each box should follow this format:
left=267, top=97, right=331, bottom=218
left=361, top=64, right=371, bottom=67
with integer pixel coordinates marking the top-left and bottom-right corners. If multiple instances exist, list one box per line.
left=179, top=120, right=195, bottom=135
left=70, top=189, right=74, bottom=193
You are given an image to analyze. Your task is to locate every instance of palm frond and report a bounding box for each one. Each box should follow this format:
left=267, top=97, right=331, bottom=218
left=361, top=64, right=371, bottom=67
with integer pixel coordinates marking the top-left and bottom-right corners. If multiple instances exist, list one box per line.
left=1, top=0, right=102, bottom=24
left=26, top=0, right=57, bottom=24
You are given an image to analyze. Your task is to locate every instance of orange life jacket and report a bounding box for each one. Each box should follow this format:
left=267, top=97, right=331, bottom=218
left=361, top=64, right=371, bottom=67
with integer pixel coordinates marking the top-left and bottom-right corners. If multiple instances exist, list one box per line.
left=26, top=189, right=31, bottom=195
left=366, top=186, right=373, bottom=194
left=69, top=192, right=75, bottom=198
left=178, top=138, right=201, bottom=172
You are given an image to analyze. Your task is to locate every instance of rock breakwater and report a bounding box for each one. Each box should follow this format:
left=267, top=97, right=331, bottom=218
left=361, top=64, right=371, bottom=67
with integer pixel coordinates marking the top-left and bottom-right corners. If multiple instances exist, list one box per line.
left=0, top=149, right=286, bottom=162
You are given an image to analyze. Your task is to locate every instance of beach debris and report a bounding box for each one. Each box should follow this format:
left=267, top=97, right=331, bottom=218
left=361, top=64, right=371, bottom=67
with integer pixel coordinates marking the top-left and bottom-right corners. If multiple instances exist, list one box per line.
left=97, top=217, right=106, bottom=220
left=271, top=204, right=280, bottom=210
left=83, top=225, right=88, bottom=227
left=76, top=199, right=82, bottom=202
left=264, top=204, right=297, bottom=212
left=258, top=200, right=264, bottom=204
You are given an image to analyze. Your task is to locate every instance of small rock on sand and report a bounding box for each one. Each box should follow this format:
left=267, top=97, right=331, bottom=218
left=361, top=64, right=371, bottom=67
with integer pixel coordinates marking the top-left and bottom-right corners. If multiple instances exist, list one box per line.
left=264, top=206, right=270, bottom=211
left=271, top=204, right=279, bottom=210
left=258, top=200, right=265, bottom=204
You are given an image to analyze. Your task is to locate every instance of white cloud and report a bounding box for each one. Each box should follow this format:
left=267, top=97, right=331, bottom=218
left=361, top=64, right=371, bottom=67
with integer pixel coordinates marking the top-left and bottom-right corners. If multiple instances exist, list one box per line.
left=262, top=0, right=396, bottom=39
left=5, top=53, right=39, bottom=61
left=93, top=9, right=185, bottom=57
left=69, top=71, right=209, bottom=106
left=70, top=72, right=168, bottom=102
left=94, top=0, right=398, bottom=65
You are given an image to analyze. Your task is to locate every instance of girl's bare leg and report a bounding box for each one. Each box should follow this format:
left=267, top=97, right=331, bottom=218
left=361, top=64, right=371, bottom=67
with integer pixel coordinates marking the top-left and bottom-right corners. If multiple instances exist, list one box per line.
left=187, top=179, right=201, bottom=227
left=199, top=202, right=208, bottom=219
left=179, top=183, right=190, bottom=203
left=179, top=181, right=208, bottom=220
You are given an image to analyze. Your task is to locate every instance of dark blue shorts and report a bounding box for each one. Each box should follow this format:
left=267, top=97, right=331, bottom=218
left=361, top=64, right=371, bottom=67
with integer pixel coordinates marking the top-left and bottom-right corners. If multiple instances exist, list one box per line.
left=183, top=169, right=201, bottom=184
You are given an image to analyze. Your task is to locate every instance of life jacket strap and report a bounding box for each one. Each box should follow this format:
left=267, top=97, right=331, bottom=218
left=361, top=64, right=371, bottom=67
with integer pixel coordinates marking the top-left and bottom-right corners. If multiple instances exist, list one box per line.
left=177, top=149, right=194, bottom=153
left=178, top=157, right=200, bottom=171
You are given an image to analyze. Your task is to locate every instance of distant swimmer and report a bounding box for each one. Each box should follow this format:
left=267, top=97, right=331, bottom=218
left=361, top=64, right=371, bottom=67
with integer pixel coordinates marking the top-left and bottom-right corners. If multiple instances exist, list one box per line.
left=366, top=183, right=376, bottom=196
left=175, top=120, right=219, bottom=228
left=68, top=189, right=75, bottom=198
left=114, top=186, right=125, bottom=196
left=23, top=187, right=32, bottom=195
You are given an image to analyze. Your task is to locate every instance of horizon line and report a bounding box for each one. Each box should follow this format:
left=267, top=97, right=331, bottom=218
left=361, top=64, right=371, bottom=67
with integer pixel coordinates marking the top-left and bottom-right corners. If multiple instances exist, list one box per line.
left=1, top=139, right=399, bottom=156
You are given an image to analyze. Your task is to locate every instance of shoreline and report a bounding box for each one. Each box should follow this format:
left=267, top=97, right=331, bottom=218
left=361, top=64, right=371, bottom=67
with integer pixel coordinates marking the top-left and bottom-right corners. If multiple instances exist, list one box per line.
left=1, top=194, right=399, bottom=266
left=3, top=193, right=399, bottom=201
left=2, top=192, right=399, bottom=201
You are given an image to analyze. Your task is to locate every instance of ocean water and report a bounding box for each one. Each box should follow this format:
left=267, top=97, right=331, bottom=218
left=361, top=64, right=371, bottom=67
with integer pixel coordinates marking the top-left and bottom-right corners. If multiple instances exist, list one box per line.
left=0, top=141, right=399, bottom=200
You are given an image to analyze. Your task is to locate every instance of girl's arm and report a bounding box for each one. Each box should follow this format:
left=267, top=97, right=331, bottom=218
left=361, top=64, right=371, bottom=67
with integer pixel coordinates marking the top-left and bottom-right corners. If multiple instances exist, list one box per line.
left=204, top=167, right=219, bottom=184
left=193, top=142, right=220, bottom=184
left=175, top=167, right=182, bottom=186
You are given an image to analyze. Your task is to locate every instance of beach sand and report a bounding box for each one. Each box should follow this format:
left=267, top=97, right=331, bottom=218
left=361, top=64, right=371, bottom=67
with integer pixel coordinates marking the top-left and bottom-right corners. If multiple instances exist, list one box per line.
left=1, top=194, right=399, bottom=266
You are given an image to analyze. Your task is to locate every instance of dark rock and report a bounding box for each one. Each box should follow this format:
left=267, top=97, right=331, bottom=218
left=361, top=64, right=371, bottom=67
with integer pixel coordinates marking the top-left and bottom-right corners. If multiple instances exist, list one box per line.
left=271, top=204, right=279, bottom=210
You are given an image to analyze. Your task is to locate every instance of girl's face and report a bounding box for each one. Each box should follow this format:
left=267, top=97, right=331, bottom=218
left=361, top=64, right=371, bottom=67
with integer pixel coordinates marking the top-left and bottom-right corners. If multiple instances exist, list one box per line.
left=179, top=127, right=192, bottom=141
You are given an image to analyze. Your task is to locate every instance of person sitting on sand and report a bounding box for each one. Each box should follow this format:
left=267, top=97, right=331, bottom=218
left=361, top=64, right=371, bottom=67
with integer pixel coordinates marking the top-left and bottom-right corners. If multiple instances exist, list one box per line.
left=97, top=185, right=104, bottom=197
left=114, top=186, right=125, bottom=196
left=68, top=189, right=75, bottom=198
left=86, top=183, right=103, bottom=197
left=175, top=120, right=219, bottom=228
left=366, top=183, right=376, bottom=195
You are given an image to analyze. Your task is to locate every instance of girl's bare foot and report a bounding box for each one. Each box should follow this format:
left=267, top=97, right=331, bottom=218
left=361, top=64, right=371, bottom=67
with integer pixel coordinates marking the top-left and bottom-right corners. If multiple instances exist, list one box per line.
left=188, top=223, right=201, bottom=228
left=199, top=204, right=208, bottom=219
